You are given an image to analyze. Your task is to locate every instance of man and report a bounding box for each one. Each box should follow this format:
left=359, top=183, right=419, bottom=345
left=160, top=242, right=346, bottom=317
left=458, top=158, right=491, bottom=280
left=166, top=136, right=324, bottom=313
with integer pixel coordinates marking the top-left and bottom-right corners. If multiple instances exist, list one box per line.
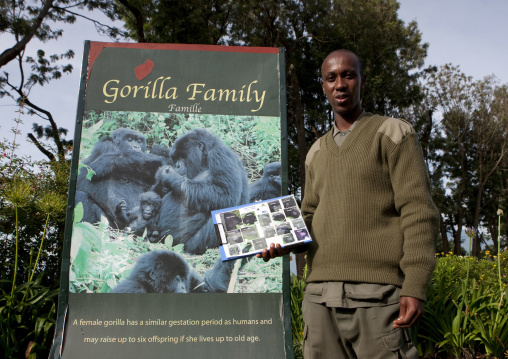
left=257, top=49, right=439, bottom=358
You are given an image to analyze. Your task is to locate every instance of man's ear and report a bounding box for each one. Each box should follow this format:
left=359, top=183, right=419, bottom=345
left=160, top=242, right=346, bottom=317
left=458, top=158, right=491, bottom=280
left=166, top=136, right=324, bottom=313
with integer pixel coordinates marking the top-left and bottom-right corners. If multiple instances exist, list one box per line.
left=321, top=80, right=325, bottom=94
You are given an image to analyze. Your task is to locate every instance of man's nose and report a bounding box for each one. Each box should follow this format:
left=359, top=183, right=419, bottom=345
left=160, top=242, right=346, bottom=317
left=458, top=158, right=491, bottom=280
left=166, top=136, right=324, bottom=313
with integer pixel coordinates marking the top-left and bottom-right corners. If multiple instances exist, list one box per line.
left=335, top=78, right=346, bottom=89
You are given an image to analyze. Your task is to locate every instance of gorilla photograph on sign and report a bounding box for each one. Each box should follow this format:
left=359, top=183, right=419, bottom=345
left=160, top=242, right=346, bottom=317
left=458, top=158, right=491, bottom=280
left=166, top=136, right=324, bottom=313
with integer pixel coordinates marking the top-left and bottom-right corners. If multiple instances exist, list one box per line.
left=69, top=110, right=282, bottom=294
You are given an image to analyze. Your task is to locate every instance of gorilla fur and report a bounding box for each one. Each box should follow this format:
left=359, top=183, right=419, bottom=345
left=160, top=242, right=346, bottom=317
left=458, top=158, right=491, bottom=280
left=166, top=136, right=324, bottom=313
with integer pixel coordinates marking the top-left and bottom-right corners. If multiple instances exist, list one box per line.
left=202, top=258, right=235, bottom=293
left=152, top=129, right=249, bottom=254
left=111, top=250, right=205, bottom=293
left=122, top=191, right=162, bottom=239
left=76, top=128, right=163, bottom=229
left=82, top=128, right=161, bottom=179
left=249, top=162, right=282, bottom=202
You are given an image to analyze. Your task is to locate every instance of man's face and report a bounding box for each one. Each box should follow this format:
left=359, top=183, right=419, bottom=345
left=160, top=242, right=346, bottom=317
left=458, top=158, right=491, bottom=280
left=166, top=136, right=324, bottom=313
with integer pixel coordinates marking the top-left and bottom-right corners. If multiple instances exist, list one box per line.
left=321, top=51, right=365, bottom=122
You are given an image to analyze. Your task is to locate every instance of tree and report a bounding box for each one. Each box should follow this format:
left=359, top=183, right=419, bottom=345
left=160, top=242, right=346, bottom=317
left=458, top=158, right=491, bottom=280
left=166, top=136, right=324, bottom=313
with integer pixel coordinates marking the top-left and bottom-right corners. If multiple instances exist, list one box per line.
left=425, top=65, right=508, bottom=256
left=227, top=0, right=429, bottom=196
left=0, top=0, right=125, bottom=283
left=0, top=0, right=127, bottom=161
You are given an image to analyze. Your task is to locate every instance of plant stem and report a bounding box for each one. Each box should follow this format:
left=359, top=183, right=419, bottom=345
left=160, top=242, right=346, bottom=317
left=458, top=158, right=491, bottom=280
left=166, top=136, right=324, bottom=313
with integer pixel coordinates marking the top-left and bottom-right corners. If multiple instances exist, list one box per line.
left=466, top=232, right=472, bottom=284
left=29, top=213, right=50, bottom=282
left=498, top=213, right=502, bottom=293
left=10, top=204, right=19, bottom=298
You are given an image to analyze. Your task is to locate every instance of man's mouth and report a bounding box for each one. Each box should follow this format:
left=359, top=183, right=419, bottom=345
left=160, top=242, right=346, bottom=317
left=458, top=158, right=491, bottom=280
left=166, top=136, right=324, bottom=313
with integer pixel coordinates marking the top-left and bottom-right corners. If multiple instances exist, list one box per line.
left=335, top=94, right=349, bottom=103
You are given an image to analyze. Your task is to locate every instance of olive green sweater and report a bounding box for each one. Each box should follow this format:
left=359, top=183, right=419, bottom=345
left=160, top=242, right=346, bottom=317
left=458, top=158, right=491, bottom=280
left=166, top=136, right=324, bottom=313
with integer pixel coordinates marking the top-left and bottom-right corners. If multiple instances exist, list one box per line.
left=301, top=113, right=439, bottom=301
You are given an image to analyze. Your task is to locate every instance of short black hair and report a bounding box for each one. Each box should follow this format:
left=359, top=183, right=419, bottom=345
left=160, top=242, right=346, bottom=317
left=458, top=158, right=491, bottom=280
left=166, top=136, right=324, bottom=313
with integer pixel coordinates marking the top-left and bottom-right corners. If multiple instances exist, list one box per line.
left=322, top=49, right=364, bottom=76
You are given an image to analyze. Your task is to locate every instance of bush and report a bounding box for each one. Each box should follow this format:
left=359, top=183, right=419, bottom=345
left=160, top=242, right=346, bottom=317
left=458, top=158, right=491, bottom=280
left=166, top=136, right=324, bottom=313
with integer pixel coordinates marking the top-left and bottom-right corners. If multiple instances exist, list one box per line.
left=416, top=252, right=508, bottom=358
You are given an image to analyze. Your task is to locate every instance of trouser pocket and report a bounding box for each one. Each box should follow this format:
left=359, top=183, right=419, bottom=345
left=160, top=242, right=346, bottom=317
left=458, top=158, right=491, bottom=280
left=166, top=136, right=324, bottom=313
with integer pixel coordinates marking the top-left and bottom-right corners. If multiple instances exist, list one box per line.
left=381, top=328, right=417, bottom=359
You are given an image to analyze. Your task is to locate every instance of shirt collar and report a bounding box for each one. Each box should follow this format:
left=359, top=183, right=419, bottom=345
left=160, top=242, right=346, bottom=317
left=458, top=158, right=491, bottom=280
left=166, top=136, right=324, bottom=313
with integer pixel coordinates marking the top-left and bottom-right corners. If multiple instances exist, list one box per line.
left=333, top=110, right=366, bottom=138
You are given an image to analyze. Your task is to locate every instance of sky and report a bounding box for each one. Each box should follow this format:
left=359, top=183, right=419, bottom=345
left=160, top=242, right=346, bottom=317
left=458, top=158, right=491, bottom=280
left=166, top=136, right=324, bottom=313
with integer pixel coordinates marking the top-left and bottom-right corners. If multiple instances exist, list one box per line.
left=2, top=0, right=508, bottom=160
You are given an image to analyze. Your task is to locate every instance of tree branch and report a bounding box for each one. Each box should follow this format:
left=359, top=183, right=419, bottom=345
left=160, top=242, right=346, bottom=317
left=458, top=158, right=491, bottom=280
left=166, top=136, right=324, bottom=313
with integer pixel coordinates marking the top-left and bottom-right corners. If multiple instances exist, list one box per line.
left=117, top=0, right=145, bottom=42
left=53, top=6, right=126, bottom=38
left=28, top=134, right=56, bottom=162
left=5, top=78, right=65, bottom=160
left=22, top=97, right=65, bottom=160
left=0, top=0, right=55, bottom=68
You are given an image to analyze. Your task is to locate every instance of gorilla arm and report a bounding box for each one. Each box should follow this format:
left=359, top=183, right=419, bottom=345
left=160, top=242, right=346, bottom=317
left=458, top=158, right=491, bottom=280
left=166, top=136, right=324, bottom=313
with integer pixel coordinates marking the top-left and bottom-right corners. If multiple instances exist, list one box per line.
left=86, top=151, right=163, bottom=179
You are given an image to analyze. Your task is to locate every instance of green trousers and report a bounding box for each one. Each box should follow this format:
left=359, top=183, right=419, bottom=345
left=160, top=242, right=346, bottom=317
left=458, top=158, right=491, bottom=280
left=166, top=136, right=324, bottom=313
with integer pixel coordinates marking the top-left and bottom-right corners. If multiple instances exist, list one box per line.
left=302, top=283, right=418, bottom=359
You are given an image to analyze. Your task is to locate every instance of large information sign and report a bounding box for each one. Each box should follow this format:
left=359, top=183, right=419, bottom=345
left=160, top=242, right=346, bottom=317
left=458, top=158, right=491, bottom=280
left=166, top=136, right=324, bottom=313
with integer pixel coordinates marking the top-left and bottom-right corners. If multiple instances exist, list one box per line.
left=49, top=42, right=290, bottom=359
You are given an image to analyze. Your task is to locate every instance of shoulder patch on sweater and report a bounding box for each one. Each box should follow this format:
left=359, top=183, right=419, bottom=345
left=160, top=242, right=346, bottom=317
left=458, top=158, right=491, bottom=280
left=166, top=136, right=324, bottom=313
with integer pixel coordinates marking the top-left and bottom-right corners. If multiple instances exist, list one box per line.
left=377, top=117, right=415, bottom=144
left=305, top=138, right=321, bottom=166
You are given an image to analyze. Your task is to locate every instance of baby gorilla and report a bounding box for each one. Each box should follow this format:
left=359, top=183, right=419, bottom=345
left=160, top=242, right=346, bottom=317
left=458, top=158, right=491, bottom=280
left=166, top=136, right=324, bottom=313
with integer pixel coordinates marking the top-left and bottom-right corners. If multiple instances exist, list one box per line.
left=120, top=191, right=162, bottom=240
left=111, top=250, right=205, bottom=293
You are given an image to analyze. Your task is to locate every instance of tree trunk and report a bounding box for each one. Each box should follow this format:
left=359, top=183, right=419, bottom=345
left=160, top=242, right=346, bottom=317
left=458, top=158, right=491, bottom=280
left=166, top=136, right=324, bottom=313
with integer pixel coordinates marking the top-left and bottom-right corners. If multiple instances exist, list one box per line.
left=439, top=214, right=450, bottom=253
left=472, top=189, right=483, bottom=257
left=287, top=62, right=307, bottom=198
left=455, top=135, right=468, bottom=255
left=295, top=252, right=307, bottom=278
left=454, top=196, right=464, bottom=255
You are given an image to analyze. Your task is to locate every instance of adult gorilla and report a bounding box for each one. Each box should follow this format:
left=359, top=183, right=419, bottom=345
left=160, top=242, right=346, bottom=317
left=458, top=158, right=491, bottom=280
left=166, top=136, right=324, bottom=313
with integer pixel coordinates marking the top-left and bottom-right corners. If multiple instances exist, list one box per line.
left=81, top=128, right=160, bottom=177
left=153, top=129, right=249, bottom=254
left=75, top=128, right=163, bottom=229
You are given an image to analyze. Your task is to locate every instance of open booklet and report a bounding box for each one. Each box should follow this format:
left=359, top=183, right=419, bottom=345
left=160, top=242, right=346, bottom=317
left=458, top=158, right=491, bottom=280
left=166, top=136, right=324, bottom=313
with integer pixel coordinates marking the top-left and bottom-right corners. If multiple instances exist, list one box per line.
left=212, top=195, right=312, bottom=261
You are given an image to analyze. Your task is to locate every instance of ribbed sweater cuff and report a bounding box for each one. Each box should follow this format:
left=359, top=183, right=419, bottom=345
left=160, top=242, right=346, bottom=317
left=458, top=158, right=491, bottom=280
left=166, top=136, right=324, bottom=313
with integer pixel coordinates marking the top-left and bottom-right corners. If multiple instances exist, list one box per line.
left=400, top=267, right=433, bottom=301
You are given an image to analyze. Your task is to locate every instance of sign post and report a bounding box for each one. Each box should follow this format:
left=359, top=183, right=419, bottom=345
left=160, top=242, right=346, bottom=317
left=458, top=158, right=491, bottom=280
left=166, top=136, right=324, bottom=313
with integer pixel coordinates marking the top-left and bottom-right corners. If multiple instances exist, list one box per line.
left=49, top=42, right=291, bottom=359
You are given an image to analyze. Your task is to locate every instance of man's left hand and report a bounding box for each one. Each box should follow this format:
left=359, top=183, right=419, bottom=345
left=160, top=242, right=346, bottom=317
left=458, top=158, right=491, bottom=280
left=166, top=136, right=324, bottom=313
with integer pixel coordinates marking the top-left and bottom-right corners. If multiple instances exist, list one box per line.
left=393, top=296, right=424, bottom=328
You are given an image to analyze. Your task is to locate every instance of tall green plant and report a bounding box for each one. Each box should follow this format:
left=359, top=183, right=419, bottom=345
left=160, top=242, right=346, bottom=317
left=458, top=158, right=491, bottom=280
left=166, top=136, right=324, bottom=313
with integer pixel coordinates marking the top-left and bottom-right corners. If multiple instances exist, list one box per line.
left=290, top=264, right=307, bottom=359
left=469, top=210, right=508, bottom=358
left=417, top=215, right=508, bottom=358
left=498, top=209, right=504, bottom=293
left=1, top=176, right=64, bottom=358
left=3, top=176, right=33, bottom=297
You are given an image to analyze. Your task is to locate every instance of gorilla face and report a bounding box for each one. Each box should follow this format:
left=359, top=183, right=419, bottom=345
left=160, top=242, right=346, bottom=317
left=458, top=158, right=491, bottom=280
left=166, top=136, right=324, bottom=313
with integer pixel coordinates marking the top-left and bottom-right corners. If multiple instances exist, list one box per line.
left=249, top=162, right=282, bottom=202
left=142, top=204, right=156, bottom=219
left=264, top=162, right=281, bottom=187
left=171, top=274, right=188, bottom=293
left=170, top=129, right=214, bottom=179
left=112, top=128, right=147, bottom=152
left=174, top=159, right=189, bottom=176
left=139, top=192, right=161, bottom=220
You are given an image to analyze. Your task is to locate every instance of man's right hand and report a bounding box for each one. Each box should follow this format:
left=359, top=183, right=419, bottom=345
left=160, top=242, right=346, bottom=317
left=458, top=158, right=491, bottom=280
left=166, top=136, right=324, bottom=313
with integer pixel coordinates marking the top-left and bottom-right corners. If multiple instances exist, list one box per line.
left=256, top=243, right=291, bottom=262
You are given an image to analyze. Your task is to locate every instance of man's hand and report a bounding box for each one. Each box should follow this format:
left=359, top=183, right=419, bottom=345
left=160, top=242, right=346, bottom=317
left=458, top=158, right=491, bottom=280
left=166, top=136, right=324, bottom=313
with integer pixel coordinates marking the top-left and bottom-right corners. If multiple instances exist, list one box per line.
left=393, top=296, right=424, bottom=328
left=256, top=243, right=291, bottom=262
